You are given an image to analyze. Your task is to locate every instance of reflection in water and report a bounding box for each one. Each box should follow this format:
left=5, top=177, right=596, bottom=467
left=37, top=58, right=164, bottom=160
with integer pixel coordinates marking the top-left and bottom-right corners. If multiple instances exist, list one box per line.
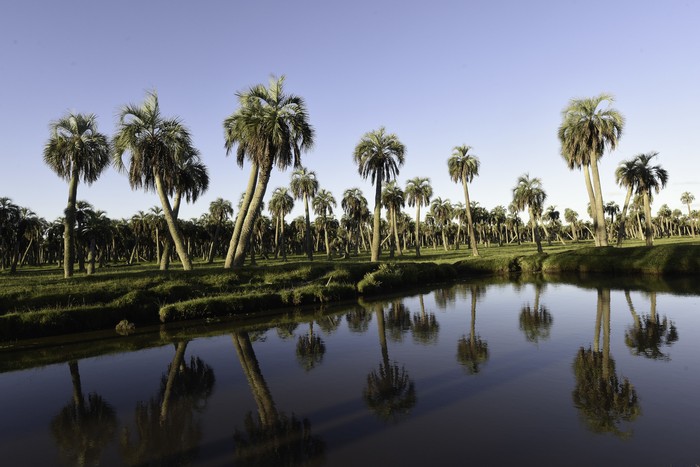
left=345, top=306, right=373, bottom=333
left=363, top=303, right=417, bottom=423
left=50, top=360, right=117, bottom=467
left=120, top=341, right=215, bottom=466
left=456, top=285, right=489, bottom=374
left=412, top=294, right=440, bottom=345
left=296, top=322, right=326, bottom=371
left=519, top=283, right=553, bottom=343
left=315, top=314, right=343, bottom=334
left=385, top=300, right=412, bottom=343
left=572, top=289, right=640, bottom=438
left=276, top=322, right=299, bottom=340
left=624, top=291, right=678, bottom=360
left=233, top=331, right=325, bottom=466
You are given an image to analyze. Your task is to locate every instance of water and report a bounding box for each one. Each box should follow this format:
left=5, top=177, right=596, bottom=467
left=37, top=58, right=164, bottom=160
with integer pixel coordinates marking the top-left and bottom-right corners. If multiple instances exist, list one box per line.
left=1, top=277, right=699, bottom=466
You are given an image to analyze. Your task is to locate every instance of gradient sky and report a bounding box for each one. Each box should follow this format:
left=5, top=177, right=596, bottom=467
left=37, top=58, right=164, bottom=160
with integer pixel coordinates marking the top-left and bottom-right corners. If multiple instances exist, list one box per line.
left=2, top=0, right=699, bottom=224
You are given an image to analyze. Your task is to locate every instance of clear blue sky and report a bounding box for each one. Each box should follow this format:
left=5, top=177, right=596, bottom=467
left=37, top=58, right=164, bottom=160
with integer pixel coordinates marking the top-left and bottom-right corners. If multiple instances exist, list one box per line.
left=2, top=0, right=699, bottom=224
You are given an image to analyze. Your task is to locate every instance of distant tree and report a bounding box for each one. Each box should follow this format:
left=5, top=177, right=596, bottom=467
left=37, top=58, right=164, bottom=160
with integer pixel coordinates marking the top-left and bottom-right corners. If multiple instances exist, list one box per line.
left=512, top=174, right=547, bottom=253
left=206, top=198, right=233, bottom=263
left=680, top=191, right=695, bottom=237
left=448, top=145, right=480, bottom=256
left=312, top=189, right=336, bottom=259
left=404, top=177, right=432, bottom=257
left=615, top=158, right=638, bottom=246
left=290, top=167, right=319, bottom=260
left=632, top=152, right=668, bottom=246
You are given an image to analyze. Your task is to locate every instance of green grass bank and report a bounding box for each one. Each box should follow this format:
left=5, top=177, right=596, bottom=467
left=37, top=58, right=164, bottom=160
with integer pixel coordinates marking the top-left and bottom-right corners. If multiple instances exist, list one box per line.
left=2, top=240, right=700, bottom=343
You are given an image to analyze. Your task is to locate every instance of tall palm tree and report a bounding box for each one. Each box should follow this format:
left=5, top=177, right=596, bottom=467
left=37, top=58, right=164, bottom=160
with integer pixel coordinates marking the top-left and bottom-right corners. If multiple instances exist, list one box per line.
left=312, top=189, right=336, bottom=259
left=632, top=152, right=668, bottom=246
left=558, top=93, right=624, bottom=247
left=206, top=198, right=233, bottom=263
left=44, top=113, right=110, bottom=278
left=353, top=127, right=406, bottom=262
left=159, top=148, right=209, bottom=270
left=404, top=177, right=432, bottom=257
left=448, top=145, right=480, bottom=256
left=113, top=91, right=197, bottom=271
left=564, top=208, right=580, bottom=242
left=290, top=167, right=319, bottom=260
left=222, top=76, right=314, bottom=268
left=680, top=191, right=695, bottom=237
left=512, top=174, right=547, bottom=253
left=268, top=187, right=294, bottom=261
left=614, top=158, right=638, bottom=246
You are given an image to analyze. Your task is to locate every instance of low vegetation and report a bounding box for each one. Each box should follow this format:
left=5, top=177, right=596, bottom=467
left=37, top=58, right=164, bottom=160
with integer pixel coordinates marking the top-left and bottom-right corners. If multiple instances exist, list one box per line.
left=2, top=238, right=700, bottom=343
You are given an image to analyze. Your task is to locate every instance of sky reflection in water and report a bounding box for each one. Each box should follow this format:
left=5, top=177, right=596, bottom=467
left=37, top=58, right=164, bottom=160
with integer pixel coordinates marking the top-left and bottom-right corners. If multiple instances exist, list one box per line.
left=1, top=279, right=699, bottom=466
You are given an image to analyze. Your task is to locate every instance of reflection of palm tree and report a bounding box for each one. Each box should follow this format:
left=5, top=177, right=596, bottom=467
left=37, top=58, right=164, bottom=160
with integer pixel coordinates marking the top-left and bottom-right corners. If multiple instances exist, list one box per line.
left=572, top=288, right=640, bottom=437
left=519, top=283, right=553, bottom=343
left=456, top=285, right=489, bottom=374
left=232, top=331, right=325, bottom=466
left=296, top=321, right=326, bottom=371
left=50, top=360, right=117, bottom=467
left=412, top=294, right=440, bottom=345
left=624, top=291, right=678, bottom=360
left=345, top=306, right=373, bottom=333
left=363, top=304, right=416, bottom=423
left=121, top=341, right=215, bottom=465
left=385, top=300, right=412, bottom=343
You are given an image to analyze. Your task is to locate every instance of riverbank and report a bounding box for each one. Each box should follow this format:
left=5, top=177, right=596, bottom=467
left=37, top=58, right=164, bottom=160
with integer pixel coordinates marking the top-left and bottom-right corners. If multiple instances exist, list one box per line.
left=2, top=241, right=700, bottom=342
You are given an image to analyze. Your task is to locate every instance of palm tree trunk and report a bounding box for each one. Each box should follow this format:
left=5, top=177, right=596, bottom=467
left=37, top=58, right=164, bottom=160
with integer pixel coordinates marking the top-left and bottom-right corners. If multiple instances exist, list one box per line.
left=461, top=179, right=479, bottom=257
left=304, top=194, right=313, bottom=261
left=160, top=341, right=188, bottom=424
left=371, top=176, right=382, bottom=262
left=324, top=224, right=331, bottom=259
left=225, top=162, right=258, bottom=268
left=643, top=190, right=654, bottom=246
left=63, top=171, right=79, bottom=278
left=86, top=237, right=96, bottom=275
left=281, top=216, right=287, bottom=261
left=588, top=156, right=608, bottom=246
left=207, top=217, right=223, bottom=263
left=160, top=191, right=182, bottom=270
left=414, top=204, right=422, bottom=257
left=154, top=173, right=192, bottom=270
left=233, top=159, right=272, bottom=268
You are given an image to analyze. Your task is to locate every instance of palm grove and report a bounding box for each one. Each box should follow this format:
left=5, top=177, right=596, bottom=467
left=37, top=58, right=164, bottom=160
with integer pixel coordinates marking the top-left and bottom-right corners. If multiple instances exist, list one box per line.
left=2, top=82, right=695, bottom=276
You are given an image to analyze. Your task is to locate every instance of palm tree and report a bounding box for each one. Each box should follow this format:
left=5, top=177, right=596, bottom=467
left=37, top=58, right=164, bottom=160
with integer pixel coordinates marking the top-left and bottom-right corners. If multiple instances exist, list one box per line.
left=558, top=94, right=624, bottom=247
left=206, top=198, right=233, bottom=263
left=353, top=127, right=406, bottom=262
left=268, top=187, right=294, bottom=260
left=430, top=197, right=452, bottom=251
left=456, top=285, right=489, bottom=374
left=404, top=177, right=432, bottom=257
left=614, top=158, right=638, bottom=246
left=680, top=191, right=695, bottom=237
left=381, top=181, right=405, bottom=257
left=43, top=113, right=110, bottom=278
left=512, top=174, right=547, bottom=253
left=519, top=283, right=553, bottom=343
left=564, top=208, right=579, bottom=242
left=113, top=91, right=197, bottom=271
left=222, top=76, right=314, bottom=268
left=632, top=152, right=668, bottom=246
left=341, top=188, right=369, bottom=255
left=159, top=148, right=209, bottom=270
left=290, top=167, right=319, bottom=260
left=312, top=189, right=336, bottom=259
left=448, top=145, right=480, bottom=256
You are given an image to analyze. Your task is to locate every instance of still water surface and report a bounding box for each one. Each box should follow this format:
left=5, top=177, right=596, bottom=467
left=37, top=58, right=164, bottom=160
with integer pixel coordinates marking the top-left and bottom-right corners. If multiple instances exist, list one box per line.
left=1, top=278, right=699, bottom=466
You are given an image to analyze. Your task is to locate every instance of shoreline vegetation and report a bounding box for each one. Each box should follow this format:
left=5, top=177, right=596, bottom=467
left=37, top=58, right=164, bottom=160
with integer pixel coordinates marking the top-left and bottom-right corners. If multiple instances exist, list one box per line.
left=2, top=240, right=700, bottom=345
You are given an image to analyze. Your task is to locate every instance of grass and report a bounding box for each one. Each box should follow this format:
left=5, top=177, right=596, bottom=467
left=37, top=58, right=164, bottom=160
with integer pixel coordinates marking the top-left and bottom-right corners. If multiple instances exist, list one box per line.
left=2, top=236, right=700, bottom=343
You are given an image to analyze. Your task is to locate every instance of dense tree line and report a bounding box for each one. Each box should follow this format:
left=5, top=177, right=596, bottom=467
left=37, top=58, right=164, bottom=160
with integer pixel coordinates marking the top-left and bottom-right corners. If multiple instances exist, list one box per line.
left=2, top=81, right=696, bottom=275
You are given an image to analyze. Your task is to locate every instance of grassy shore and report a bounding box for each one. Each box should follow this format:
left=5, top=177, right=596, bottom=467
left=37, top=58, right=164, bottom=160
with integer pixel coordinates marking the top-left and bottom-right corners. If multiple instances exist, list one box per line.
left=2, top=237, right=700, bottom=343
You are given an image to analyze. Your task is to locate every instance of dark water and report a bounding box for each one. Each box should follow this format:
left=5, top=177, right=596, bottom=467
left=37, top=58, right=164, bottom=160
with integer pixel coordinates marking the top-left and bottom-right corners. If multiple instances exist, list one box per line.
left=1, top=278, right=699, bottom=466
